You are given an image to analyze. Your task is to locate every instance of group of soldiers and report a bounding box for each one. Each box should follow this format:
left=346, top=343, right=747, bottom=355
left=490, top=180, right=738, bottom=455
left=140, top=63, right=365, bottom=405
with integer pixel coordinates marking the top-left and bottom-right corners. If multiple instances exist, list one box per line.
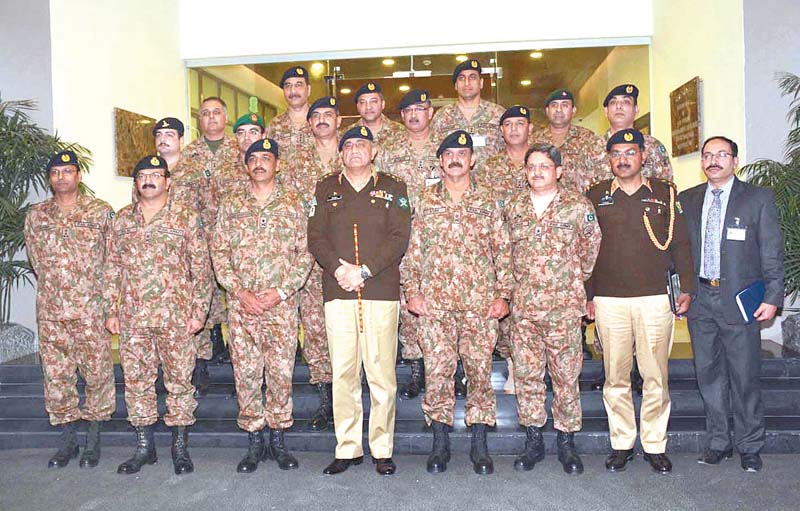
left=28, top=57, right=738, bottom=478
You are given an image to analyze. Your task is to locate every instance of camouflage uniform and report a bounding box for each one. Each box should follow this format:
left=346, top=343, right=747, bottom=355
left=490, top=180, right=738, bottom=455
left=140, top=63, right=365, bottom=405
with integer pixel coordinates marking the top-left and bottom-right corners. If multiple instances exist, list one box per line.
left=505, top=188, right=601, bottom=432
left=211, top=183, right=314, bottom=432
left=603, top=129, right=673, bottom=181
left=403, top=180, right=513, bottom=426
left=377, top=131, right=441, bottom=361
left=284, top=142, right=344, bottom=384
left=340, top=114, right=405, bottom=150
left=105, top=202, right=213, bottom=427
left=531, top=124, right=611, bottom=194
left=23, top=195, right=116, bottom=426
left=180, top=135, right=242, bottom=355
left=267, top=111, right=314, bottom=161
left=430, top=100, right=506, bottom=169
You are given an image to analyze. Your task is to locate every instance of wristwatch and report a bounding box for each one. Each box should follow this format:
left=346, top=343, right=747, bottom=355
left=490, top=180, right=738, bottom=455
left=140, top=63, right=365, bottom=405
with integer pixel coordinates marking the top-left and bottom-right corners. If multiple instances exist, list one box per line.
left=360, top=264, right=371, bottom=281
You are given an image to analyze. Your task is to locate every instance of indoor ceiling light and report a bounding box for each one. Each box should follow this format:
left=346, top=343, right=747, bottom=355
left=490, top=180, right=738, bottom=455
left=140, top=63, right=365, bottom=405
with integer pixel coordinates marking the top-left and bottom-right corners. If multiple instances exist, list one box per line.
left=399, top=84, right=410, bottom=92
left=310, top=62, right=325, bottom=74
left=529, top=51, right=543, bottom=59
left=455, top=55, right=468, bottom=62
left=382, top=58, right=395, bottom=66
left=340, top=88, right=352, bottom=94
left=520, top=79, right=532, bottom=86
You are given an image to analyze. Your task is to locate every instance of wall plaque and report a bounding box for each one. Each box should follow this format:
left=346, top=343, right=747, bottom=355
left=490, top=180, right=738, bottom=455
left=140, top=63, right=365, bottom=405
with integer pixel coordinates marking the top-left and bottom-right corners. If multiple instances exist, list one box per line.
left=669, top=77, right=702, bottom=157
left=114, top=108, right=155, bottom=177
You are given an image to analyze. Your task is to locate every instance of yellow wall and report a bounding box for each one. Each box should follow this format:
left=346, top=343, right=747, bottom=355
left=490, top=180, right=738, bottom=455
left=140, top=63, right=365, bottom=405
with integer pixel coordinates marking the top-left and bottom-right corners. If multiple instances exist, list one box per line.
left=651, top=0, right=746, bottom=192
left=577, top=46, right=651, bottom=134
left=49, top=0, right=187, bottom=211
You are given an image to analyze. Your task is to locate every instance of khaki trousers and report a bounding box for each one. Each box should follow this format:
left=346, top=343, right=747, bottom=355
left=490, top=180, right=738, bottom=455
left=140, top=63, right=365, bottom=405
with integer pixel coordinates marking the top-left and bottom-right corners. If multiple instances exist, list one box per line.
left=324, top=299, right=399, bottom=459
left=594, top=295, right=674, bottom=453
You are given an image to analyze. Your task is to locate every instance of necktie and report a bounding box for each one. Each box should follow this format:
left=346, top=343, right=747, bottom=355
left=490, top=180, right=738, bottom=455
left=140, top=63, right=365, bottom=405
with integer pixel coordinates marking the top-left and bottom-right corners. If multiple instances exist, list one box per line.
left=703, top=188, right=724, bottom=279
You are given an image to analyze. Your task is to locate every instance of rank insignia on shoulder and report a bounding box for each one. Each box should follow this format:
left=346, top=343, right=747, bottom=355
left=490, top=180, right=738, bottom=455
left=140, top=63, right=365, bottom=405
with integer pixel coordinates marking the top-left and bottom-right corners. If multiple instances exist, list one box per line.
left=585, top=212, right=595, bottom=222
left=107, top=211, right=115, bottom=219
left=204, top=169, right=211, bottom=178
left=398, top=196, right=410, bottom=210
left=675, top=200, right=683, bottom=214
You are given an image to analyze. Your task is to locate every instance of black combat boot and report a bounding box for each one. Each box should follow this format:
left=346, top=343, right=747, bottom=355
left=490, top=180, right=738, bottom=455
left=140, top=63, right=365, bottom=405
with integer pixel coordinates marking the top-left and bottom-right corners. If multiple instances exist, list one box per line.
left=469, top=424, right=493, bottom=475
left=79, top=420, right=102, bottom=468
left=309, top=382, right=333, bottom=431
left=265, top=428, right=299, bottom=470
left=48, top=421, right=79, bottom=469
left=400, top=358, right=425, bottom=400
left=556, top=431, right=584, bottom=474
left=454, top=359, right=467, bottom=400
left=211, top=323, right=229, bottom=364
left=171, top=426, right=194, bottom=475
left=117, top=425, right=157, bottom=474
left=193, top=358, right=211, bottom=397
left=236, top=429, right=265, bottom=473
left=426, top=421, right=451, bottom=474
left=513, top=425, right=545, bottom=471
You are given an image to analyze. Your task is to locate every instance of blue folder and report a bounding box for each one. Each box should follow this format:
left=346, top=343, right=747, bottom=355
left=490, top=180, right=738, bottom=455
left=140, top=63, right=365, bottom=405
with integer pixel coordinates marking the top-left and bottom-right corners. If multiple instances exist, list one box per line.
left=735, top=280, right=765, bottom=324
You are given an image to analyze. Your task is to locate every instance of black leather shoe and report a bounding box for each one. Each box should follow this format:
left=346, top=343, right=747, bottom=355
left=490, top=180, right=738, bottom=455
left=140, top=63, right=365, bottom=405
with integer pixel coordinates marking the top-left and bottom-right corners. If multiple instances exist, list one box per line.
left=265, top=429, right=299, bottom=470
left=171, top=426, right=194, bottom=475
left=323, top=456, right=364, bottom=475
left=309, top=383, right=333, bottom=431
left=117, top=426, right=157, bottom=474
left=79, top=421, right=102, bottom=468
left=513, top=426, right=545, bottom=471
left=399, top=358, right=425, bottom=400
left=236, top=430, right=265, bottom=473
left=697, top=448, right=733, bottom=465
left=740, top=453, right=763, bottom=472
left=643, top=452, right=672, bottom=474
left=605, top=449, right=635, bottom=472
left=426, top=421, right=451, bottom=474
left=556, top=431, right=583, bottom=475
left=372, top=457, right=396, bottom=476
left=48, top=421, right=79, bottom=469
left=469, top=424, right=494, bottom=475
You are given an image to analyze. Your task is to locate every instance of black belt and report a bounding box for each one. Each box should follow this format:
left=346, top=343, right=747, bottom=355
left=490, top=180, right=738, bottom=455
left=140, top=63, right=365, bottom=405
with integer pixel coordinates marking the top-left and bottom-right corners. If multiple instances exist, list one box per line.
left=699, top=277, right=720, bottom=287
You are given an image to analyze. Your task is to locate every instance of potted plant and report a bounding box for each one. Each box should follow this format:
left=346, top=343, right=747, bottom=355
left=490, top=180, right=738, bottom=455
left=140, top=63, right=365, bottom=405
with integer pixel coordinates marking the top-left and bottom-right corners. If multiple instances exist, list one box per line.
left=740, top=72, right=800, bottom=355
left=0, top=95, right=92, bottom=362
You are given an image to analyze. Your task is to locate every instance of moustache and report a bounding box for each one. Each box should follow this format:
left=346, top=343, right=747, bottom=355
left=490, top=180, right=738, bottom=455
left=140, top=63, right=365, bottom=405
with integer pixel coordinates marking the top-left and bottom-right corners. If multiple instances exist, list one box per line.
left=289, top=94, right=300, bottom=99
left=315, top=122, right=330, bottom=128
left=448, top=162, right=463, bottom=169
left=615, top=164, right=632, bottom=170
left=707, top=165, right=722, bottom=171
left=252, top=166, right=266, bottom=173
left=142, top=184, right=156, bottom=189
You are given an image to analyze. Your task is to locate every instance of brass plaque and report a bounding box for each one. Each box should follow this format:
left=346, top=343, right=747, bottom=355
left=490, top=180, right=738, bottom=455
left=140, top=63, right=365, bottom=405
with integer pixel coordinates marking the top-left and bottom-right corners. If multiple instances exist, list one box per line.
left=669, top=77, right=702, bottom=157
left=114, top=108, right=155, bottom=177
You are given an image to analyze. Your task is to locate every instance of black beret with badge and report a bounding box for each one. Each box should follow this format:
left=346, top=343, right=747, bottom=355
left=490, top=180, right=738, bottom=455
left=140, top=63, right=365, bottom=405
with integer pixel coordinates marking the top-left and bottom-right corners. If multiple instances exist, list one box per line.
left=338, top=125, right=374, bottom=152
left=399, top=89, right=430, bottom=111
left=603, top=83, right=639, bottom=107
left=354, top=81, right=382, bottom=103
left=279, top=66, right=309, bottom=88
left=245, top=137, right=279, bottom=161
left=544, top=88, right=574, bottom=107
left=307, top=96, right=338, bottom=120
left=133, top=155, right=169, bottom=178
left=499, top=105, right=530, bottom=124
left=606, top=128, right=645, bottom=151
left=436, top=129, right=473, bottom=157
left=452, top=58, right=482, bottom=83
left=152, top=117, right=185, bottom=137
left=47, top=150, right=80, bottom=171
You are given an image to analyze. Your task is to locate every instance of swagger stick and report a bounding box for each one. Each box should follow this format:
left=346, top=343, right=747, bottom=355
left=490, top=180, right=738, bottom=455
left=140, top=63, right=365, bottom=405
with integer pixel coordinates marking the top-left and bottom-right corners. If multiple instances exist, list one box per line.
left=353, top=223, right=364, bottom=332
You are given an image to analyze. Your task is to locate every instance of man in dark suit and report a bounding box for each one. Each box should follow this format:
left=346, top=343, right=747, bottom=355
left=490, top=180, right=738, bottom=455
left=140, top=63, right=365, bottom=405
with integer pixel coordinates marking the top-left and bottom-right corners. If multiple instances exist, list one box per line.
left=679, top=135, right=784, bottom=472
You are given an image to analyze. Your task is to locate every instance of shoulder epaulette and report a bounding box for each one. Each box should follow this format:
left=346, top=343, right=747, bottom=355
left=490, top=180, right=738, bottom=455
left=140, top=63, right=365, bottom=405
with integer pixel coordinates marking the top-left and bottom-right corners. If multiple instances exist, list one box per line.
left=317, top=171, right=339, bottom=183
left=654, top=177, right=677, bottom=189
left=378, top=171, right=403, bottom=182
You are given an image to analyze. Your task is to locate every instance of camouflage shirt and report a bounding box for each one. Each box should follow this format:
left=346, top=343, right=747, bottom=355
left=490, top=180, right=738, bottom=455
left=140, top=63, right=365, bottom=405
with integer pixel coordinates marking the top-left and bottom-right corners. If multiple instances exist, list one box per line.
left=505, top=188, right=601, bottom=320
left=474, top=151, right=528, bottom=206
left=104, top=202, right=213, bottom=328
left=179, top=135, right=242, bottom=229
left=24, top=194, right=114, bottom=321
left=267, top=111, right=314, bottom=160
left=403, top=180, right=513, bottom=312
left=603, top=129, right=673, bottom=181
left=430, top=100, right=506, bottom=168
left=286, top=142, right=344, bottom=200
left=376, top=130, right=441, bottom=199
left=530, top=124, right=611, bottom=194
left=211, top=182, right=314, bottom=311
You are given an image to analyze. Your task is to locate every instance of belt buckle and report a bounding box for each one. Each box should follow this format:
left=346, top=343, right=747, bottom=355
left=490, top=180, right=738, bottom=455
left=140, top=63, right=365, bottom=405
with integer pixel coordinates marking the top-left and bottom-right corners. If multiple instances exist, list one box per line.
left=710, top=279, right=720, bottom=287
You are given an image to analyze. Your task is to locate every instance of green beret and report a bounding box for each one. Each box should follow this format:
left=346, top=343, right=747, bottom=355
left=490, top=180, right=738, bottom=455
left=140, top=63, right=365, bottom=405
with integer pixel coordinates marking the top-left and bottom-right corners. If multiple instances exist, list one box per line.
left=544, top=89, right=574, bottom=107
left=233, top=112, right=265, bottom=132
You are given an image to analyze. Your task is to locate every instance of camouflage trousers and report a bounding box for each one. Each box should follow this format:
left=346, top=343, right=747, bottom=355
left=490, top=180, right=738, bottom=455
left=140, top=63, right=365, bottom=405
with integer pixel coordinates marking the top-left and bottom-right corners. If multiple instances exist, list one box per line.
left=119, top=327, right=197, bottom=427
left=495, top=316, right=512, bottom=359
left=512, top=316, right=583, bottom=432
left=299, top=264, right=332, bottom=384
left=419, top=311, right=498, bottom=426
left=399, top=290, right=422, bottom=360
left=39, top=318, right=115, bottom=425
left=228, top=304, right=297, bottom=432
left=197, top=284, right=226, bottom=360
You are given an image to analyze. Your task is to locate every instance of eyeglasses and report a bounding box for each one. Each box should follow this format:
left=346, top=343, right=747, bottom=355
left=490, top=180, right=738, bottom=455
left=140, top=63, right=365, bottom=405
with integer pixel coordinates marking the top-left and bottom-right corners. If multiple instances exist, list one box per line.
left=610, top=149, right=640, bottom=159
left=135, top=172, right=166, bottom=181
left=701, top=151, right=733, bottom=161
left=49, top=168, right=77, bottom=177
left=402, top=106, right=429, bottom=115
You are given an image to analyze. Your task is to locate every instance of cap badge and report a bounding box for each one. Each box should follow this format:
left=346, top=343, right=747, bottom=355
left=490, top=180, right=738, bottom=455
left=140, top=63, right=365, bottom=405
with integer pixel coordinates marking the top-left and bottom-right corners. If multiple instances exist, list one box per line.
left=625, top=85, right=634, bottom=94
left=360, top=127, right=368, bottom=137
left=458, top=133, right=467, bottom=145
left=297, top=67, right=304, bottom=75
left=150, top=157, right=160, bottom=166
left=161, top=120, right=169, bottom=127
left=61, top=153, right=70, bottom=162
left=520, top=107, right=527, bottom=115
left=420, top=93, right=427, bottom=101
left=470, top=60, right=478, bottom=68
left=367, top=83, right=376, bottom=91
left=250, top=113, right=258, bottom=122
left=623, top=132, right=634, bottom=142
left=329, top=98, right=336, bottom=106
left=263, top=140, right=271, bottom=149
